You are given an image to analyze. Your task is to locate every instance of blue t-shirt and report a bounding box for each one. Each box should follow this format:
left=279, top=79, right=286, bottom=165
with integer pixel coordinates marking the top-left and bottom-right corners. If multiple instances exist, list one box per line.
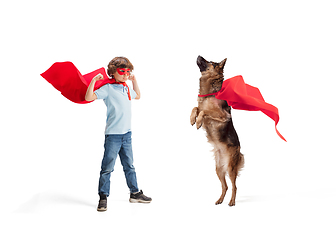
left=94, top=83, right=136, bottom=134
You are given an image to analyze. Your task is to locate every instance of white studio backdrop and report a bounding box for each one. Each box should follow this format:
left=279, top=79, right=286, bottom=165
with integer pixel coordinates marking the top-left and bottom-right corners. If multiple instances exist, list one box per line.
left=1, top=0, right=335, bottom=239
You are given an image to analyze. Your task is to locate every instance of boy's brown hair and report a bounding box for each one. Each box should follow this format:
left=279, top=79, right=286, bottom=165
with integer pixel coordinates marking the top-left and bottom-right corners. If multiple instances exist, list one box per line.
left=107, top=57, right=134, bottom=77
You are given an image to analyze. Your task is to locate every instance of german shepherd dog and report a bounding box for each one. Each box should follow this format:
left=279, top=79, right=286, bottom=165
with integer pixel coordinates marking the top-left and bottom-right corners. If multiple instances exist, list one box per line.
left=190, top=56, right=244, bottom=206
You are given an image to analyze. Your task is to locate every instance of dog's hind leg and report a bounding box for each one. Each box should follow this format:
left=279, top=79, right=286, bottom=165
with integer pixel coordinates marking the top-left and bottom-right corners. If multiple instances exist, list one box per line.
left=215, top=165, right=228, bottom=205
left=228, top=169, right=238, bottom=206
left=227, top=150, right=244, bottom=206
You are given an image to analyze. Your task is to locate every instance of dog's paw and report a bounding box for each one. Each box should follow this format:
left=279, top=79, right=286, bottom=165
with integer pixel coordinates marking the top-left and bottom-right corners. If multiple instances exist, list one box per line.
left=190, top=116, right=196, bottom=126
left=215, top=198, right=224, bottom=205
left=195, top=111, right=205, bottom=129
left=190, top=107, right=198, bottom=126
left=196, top=118, right=203, bottom=129
left=228, top=200, right=235, bottom=207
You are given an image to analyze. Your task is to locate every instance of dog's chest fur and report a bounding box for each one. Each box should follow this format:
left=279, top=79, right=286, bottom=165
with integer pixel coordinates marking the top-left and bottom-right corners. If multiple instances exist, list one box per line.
left=198, top=96, right=223, bottom=110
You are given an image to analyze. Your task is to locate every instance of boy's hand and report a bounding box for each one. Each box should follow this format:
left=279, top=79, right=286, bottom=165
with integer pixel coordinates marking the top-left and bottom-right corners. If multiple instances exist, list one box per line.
left=93, top=73, right=104, bottom=81
left=129, top=74, right=136, bottom=82
left=129, top=74, right=140, bottom=99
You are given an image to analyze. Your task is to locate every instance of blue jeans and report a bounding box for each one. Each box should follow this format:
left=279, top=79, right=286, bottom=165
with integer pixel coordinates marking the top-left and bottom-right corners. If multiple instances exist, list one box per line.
left=98, top=131, right=139, bottom=196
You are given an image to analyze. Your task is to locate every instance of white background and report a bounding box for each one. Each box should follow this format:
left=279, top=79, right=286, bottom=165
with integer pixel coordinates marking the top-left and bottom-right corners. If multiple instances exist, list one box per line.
left=1, top=0, right=335, bottom=239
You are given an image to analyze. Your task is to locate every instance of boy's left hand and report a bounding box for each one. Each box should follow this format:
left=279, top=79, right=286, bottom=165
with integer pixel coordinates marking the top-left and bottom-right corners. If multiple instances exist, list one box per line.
left=129, top=74, right=140, bottom=99
left=129, top=74, right=136, bottom=82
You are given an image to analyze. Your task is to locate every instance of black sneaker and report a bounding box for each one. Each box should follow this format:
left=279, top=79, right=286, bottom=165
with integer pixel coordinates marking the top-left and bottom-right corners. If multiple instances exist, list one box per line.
left=129, top=190, right=152, bottom=203
left=97, top=195, right=107, bottom=212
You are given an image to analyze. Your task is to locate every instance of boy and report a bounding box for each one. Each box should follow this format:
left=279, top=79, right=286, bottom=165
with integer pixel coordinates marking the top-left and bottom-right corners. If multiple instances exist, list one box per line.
left=85, top=57, right=152, bottom=212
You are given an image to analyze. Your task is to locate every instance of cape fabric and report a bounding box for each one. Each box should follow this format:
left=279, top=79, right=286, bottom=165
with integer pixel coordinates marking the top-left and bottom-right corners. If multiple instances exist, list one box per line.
left=41, top=61, right=114, bottom=104
left=198, top=75, right=286, bottom=142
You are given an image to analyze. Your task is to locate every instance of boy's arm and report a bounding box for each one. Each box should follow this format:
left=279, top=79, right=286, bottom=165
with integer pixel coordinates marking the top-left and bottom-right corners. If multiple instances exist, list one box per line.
left=85, top=74, right=103, bottom=101
left=130, top=74, right=141, bottom=100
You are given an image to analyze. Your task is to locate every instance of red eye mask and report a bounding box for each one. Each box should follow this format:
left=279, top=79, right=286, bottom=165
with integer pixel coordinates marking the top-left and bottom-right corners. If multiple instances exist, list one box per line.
left=117, top=68, right=130, bottom=76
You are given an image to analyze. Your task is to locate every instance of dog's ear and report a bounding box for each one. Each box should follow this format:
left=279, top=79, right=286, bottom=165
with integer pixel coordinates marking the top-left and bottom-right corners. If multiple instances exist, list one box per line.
left=219, top=58, right=227, bottom=69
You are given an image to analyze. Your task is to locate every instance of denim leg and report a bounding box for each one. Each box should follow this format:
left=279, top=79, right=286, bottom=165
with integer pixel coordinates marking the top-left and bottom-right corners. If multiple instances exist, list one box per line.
left=119, top=132, right=139, bottom=193
left=98, top=135, right=122, bottom=197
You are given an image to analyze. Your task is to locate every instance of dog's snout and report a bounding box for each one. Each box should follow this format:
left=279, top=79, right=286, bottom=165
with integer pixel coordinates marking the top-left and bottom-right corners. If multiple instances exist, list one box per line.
left=197, top=55, right=208, bottom=72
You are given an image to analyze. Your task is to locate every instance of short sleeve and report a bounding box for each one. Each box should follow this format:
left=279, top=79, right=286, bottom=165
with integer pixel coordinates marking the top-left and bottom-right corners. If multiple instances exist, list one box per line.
left=94, top=84, right=109, bottom=100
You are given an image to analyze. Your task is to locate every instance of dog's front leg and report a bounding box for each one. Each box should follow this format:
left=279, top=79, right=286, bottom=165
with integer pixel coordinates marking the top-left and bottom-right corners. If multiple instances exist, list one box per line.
left=195, top=110, right=205, bottom=129
left=196, top=110, right=228, bottom=129
left=190, top=107, right=199, bottom=126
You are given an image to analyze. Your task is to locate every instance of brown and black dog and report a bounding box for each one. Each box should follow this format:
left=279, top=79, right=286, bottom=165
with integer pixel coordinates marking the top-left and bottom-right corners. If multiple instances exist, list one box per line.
left=190, top=56, right=244, bottom=206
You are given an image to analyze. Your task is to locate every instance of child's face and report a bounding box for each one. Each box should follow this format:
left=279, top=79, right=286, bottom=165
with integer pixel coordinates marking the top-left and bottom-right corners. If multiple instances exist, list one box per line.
left=114, top=68, right=130, bottom=82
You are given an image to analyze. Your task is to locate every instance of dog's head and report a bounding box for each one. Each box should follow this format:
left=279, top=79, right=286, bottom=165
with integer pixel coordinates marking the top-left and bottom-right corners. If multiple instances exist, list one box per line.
left=197, top=56, right=227, bottom=94
left=197, top=55, right=227, bottom=77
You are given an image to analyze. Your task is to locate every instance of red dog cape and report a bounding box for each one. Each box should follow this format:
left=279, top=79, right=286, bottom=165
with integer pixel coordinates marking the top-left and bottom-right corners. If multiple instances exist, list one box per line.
left=198, top=75, right=286, bottom=142
left=41, top=61, right=126, bottom=104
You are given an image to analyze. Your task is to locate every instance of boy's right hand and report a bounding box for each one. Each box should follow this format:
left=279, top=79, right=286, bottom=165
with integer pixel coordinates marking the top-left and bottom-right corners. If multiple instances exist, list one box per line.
left=93, top=73, right=104, bottom=81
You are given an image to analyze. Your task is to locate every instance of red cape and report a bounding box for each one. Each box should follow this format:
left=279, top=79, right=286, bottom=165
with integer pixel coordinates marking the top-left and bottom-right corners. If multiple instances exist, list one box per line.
left=199, top=75, right=286, bottom=142
left=41, top=61, right=113, bottom=104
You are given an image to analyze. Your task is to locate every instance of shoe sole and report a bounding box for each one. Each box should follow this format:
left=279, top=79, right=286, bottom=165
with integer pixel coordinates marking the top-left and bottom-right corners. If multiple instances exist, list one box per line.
left=97, top=207, right=107, bottom=212
left=129, top=198, right=152, bottom=203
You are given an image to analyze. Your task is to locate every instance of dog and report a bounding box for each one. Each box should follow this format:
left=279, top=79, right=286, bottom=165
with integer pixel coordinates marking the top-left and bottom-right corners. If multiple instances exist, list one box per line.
left=190, top=56, right=244, bottom=206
